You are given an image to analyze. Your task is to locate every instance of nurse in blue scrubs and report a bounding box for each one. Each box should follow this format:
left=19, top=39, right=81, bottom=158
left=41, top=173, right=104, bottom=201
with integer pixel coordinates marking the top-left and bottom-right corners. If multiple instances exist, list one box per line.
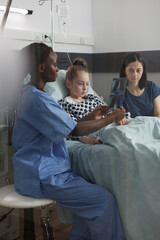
left=12, top=43, right=125, bottom=240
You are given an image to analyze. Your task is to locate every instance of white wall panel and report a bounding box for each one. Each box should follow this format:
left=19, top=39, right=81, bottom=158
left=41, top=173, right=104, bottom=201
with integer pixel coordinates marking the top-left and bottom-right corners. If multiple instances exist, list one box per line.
left=92, top=0, right=160, bottom=53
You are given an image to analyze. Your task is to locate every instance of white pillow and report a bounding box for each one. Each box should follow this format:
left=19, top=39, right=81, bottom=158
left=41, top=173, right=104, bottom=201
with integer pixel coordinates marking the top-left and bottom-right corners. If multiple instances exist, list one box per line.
left=45, top=70, right=68, bottom=102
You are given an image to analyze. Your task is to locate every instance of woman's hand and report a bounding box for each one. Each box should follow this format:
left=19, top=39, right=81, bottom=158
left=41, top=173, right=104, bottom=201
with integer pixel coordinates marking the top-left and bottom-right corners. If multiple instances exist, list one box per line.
left=154, top=95, right=160, bottom=118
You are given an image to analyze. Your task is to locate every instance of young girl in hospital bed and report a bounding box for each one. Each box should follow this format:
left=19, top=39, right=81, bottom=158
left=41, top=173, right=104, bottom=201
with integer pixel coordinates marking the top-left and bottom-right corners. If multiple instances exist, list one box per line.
left=59, top=57, right=128, bottom=144
left=12, top=42, right=126, bottom=240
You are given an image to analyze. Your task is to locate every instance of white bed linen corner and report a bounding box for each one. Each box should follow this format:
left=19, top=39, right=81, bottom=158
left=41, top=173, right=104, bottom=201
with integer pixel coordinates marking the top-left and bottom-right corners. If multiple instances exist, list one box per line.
left=45, top=70, right=160, bottom=240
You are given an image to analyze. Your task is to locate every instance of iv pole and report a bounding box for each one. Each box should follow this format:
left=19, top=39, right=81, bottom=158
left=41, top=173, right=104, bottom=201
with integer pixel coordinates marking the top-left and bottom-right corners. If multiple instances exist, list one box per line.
left=39, top=0, right=54, bottom=49
left=50, top=0, right=54, bottom=50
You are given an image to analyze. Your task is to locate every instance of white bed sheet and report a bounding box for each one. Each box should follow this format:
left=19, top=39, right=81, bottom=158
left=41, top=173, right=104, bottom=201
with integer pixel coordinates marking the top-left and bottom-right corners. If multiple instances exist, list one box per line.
left=58, top=116, right=160, bottom=240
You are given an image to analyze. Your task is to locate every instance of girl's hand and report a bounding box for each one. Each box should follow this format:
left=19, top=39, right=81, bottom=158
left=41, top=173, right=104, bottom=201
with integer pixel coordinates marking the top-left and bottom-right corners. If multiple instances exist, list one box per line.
left=80, top=136, right=103, bottom=144
left=116, top=118, right=129, bottom=125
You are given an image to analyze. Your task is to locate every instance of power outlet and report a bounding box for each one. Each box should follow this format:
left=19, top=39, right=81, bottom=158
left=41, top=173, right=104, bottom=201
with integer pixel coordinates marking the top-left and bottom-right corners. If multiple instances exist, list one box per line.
left=42, top=33, right=52, bottom=43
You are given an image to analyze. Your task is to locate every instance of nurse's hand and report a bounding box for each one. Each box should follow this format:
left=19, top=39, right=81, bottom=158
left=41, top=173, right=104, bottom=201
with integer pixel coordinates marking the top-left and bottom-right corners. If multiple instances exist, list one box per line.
left=111, top=107, right=126, bottom=122
left=89, top=105, right=110, bottom=120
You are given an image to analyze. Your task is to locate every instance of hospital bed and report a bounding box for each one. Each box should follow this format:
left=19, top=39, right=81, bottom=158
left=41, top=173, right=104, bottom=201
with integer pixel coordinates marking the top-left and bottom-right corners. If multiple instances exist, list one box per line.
left=45, top=70, right=160, bottom=240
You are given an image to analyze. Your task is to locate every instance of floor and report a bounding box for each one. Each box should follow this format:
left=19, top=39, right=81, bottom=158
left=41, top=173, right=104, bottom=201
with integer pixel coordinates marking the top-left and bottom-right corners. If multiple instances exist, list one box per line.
left=0, top=205, right=72, bottom=240
left=17, top=206, right=72, bottom=240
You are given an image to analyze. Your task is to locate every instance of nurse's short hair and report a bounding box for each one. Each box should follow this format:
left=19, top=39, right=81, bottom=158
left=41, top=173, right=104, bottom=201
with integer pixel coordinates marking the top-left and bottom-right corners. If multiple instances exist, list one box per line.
left=20, top=42, right=53, bottom=78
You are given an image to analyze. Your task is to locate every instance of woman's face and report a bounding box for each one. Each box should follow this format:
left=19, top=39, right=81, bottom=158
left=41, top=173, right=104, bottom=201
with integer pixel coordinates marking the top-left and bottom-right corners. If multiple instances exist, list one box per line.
left=125, top=61, right=143, bottom=86
left=42, top=51, right=59, bottom=82
left=66, top=71, right=90, bottom=100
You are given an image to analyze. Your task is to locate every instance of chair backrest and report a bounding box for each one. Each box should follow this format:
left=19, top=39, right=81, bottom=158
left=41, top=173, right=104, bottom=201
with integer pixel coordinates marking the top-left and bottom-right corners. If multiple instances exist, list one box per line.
left=44, top=70, right=106, bottom=104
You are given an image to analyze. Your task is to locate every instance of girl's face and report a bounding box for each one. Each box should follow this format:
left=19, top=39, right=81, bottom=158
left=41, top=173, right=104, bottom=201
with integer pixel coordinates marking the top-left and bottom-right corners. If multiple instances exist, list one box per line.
left=125, top=61, right=143, bottom=86
left=66, top=71, right=90, bottom=100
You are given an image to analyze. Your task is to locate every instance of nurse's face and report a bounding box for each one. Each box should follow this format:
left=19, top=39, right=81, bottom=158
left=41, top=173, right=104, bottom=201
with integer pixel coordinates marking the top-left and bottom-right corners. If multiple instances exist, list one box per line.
left=43, top=51, right=59, bottom=82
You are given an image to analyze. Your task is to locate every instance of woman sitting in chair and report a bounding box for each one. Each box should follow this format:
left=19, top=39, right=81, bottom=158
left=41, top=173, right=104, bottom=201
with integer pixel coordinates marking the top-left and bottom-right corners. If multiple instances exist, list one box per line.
left=120, top=52, right=160, bottom=118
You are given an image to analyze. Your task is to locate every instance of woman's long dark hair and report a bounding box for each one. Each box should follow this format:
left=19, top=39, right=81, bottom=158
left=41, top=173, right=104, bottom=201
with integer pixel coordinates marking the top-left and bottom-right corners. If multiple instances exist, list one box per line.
left=119, top=53, right=147, bottom=90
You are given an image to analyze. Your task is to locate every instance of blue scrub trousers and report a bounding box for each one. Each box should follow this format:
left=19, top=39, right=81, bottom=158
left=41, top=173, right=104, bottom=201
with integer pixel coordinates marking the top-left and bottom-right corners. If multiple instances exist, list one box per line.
left=40, top=172, right=125, bottom=240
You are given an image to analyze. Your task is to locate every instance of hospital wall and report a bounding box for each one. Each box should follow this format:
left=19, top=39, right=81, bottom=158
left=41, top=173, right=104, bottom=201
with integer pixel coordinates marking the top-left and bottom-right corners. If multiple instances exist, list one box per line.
left=91, top=0, right=160, bottom=101
left=0, top=0, right=160, bottom=111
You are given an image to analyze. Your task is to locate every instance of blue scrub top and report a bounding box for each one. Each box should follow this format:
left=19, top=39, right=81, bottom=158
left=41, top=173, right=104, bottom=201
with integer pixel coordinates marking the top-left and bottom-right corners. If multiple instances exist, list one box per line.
left=123, top=81, right=160, bottom=118
left=12, top=85, right=77, bottom=197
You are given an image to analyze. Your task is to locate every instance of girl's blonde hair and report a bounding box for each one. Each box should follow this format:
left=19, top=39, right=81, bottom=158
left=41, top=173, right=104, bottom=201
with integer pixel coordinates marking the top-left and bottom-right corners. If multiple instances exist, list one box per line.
left=66, top=57, right=88, bottom=82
